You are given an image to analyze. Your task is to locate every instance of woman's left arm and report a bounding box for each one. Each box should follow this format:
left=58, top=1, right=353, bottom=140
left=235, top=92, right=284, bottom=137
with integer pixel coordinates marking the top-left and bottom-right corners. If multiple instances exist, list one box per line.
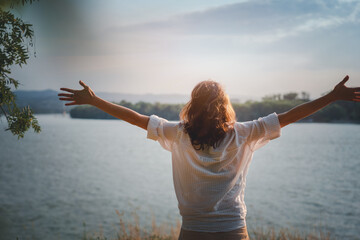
left=58, top=81, right=149, bottom=130
left=278, top=75, right=360, bottom=128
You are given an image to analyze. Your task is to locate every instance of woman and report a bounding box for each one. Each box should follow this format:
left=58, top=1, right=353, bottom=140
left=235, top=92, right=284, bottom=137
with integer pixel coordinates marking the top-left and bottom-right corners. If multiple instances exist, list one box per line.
left=59, top=76, right=359, bottom=240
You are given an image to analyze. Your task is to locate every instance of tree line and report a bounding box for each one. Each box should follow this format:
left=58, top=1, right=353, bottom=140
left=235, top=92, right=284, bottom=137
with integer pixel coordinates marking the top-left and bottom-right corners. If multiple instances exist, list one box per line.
left=70, top=93, right=360, bottom=123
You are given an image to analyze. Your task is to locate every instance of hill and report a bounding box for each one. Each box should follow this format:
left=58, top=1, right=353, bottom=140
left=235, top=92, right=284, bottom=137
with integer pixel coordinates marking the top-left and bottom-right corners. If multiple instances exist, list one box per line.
left=15, top=90, right=68, bottom=113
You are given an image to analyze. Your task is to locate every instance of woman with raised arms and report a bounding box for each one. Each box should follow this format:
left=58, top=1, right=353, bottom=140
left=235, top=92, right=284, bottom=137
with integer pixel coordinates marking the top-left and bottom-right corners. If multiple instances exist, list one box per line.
left=59, top=76, right=359, bottom=240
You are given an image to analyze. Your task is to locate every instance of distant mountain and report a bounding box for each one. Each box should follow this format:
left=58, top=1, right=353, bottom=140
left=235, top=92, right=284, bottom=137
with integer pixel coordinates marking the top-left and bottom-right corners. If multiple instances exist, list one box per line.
left=15, top=90, right=68, bottom=114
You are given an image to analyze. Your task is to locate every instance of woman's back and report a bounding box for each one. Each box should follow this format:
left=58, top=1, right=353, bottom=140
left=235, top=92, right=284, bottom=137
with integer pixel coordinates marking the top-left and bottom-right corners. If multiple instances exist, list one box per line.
left=147, top=113, right=281, bottom=232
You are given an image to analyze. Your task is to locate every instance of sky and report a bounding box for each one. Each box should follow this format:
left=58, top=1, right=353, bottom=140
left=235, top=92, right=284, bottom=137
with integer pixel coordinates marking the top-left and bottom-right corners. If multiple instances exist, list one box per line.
left=10, top=0, right=360, bottom=100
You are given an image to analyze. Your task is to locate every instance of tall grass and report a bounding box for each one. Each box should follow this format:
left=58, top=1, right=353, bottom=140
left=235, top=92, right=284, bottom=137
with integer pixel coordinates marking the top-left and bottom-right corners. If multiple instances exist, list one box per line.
left=82, top=210, right=335, bottom=240
left=82, top=210, right=181, bottom=240
left=81, top=211, right=334, bottom=240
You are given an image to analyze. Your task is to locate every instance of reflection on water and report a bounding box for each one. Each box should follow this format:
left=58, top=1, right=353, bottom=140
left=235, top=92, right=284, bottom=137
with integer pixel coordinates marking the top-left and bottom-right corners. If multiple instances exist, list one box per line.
left=0, top=114, right=359, bottom=239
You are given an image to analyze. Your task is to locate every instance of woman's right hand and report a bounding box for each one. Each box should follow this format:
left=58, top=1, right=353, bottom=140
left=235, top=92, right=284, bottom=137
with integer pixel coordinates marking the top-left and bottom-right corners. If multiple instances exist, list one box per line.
left=59, top=80, right=149, bottom=130
left=58, top=80, right=96, bottom=106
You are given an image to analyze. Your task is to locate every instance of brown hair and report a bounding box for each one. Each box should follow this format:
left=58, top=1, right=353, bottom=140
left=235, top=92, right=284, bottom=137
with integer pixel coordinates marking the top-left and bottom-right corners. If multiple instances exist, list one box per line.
left=180, top=80, right=236, bottom=150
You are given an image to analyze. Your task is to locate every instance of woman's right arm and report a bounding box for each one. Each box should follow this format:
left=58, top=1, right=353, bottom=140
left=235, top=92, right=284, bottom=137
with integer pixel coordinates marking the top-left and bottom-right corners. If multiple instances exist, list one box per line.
left=278, top=75, right=360, bottom=128
left=58, top=81, right=149, bottom=130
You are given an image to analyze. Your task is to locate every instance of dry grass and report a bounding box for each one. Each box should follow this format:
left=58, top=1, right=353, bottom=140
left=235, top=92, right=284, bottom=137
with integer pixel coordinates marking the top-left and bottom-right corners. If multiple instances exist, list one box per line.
left=250, top=226, right=333, bottom=240
left=82, top=210, right=181, bottom=240
left=82, top=211, right=334, bottom=240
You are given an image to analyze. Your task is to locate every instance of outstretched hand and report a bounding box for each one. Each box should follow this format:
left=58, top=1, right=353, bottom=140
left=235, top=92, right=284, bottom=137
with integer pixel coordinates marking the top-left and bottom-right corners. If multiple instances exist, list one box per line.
left=58, top=81, right=96, bottom=106
left=331, top=75, right=360, bottom=102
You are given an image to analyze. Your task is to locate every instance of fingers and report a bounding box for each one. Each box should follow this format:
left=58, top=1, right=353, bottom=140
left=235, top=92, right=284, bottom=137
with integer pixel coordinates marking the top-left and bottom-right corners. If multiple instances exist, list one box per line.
left=339, top=75, right=349, bottom=86
left=60, top=88, right=76, bottom=93
left=59, top=97, right=73, bottom=101
left=65, top=101, right=77, bottom=106
left=58, top=93, right=73, bottom=97
left=352, top=94, right=360, bottom=101
left=79, top=80, right=88, bottom=89
left=352, top=87, right=360, bottom=92
left=58, top=92, right=74, bottom=101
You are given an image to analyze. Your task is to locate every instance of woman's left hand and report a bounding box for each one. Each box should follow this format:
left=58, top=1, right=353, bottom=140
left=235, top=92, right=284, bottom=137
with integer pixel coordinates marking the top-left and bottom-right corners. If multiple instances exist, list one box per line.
left=331, top=75, right=360, bottom=102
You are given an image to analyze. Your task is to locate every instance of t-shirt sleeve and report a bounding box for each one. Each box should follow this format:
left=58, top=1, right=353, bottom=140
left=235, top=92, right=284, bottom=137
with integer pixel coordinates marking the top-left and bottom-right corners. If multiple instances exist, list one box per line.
left=147, top=115, right=178, bottom=151
left=241, top=112, right=281, bottom=151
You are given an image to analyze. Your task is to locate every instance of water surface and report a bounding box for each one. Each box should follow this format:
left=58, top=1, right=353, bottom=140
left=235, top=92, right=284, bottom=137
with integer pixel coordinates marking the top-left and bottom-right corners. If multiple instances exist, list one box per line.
left=0, top=115, right=359, bottom=239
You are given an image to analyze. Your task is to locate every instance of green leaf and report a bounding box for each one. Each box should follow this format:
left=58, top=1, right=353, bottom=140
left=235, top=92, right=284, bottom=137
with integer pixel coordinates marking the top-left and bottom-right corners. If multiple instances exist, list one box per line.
left=0, top=9, right=39, bottom=139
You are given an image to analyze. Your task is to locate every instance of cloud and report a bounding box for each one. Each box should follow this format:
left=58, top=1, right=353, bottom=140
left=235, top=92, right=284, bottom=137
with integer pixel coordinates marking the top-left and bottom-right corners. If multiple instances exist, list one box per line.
left=113, top=0, right=360, bottom=43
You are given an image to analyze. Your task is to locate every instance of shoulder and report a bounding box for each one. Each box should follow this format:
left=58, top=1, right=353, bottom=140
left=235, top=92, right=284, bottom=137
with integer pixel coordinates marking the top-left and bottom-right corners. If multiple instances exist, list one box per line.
left=234, top=113, right=280, bottom=130
left=233, top=121, right=253, bottom=135
left=235, top=113, right=281, bottom=142
left=147, top=115, right=180, bottom=141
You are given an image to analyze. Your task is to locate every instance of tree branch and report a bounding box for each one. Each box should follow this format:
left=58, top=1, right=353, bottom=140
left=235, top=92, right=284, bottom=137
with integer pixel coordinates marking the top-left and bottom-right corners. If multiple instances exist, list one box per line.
left=0, top=104, right=9, bottom=122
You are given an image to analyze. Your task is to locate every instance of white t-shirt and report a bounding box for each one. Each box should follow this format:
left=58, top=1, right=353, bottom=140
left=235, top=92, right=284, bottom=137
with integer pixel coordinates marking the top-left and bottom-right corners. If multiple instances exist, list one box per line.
left=147, top=113, right=281, bottom=232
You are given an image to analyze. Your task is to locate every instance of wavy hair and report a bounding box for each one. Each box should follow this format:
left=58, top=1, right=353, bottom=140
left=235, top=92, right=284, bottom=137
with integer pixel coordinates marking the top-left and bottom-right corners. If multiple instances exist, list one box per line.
left=180, top=80, right=236, bottom=150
